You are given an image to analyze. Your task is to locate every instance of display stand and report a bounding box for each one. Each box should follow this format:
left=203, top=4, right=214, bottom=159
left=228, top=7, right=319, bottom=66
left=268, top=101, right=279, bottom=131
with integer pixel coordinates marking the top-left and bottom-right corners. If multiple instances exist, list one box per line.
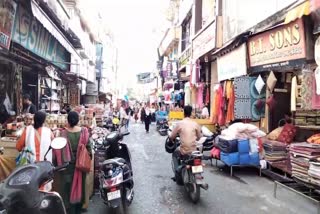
left=212, top=158, right=261, bottom=177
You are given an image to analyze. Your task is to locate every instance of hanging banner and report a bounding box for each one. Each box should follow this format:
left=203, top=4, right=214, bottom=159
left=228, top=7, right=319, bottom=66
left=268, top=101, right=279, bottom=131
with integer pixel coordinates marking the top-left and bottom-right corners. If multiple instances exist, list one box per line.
left=248, top=19, right=306, bottom=72
left=0, top=0, right=17, bottom=50
left=12, top=5, right=70, bottom=70
left=217, top=44, right=247, bottom=81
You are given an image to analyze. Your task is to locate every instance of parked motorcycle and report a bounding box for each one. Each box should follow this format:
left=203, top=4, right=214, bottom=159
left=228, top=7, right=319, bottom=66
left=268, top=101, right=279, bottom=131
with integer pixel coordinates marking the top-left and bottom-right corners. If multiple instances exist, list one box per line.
left=104, top=115, right=121, bottom=132
left=165, top=125, right=222, bottom=203
left=98, top=127, right=134, bottom=211
left=0, top=137, right=68, bottom=214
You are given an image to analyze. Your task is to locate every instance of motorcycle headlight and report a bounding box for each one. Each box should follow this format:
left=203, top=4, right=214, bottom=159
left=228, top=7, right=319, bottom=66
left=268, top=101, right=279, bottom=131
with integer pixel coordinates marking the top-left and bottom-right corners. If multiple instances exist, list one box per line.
left=8, top=167, right=36, bottom=186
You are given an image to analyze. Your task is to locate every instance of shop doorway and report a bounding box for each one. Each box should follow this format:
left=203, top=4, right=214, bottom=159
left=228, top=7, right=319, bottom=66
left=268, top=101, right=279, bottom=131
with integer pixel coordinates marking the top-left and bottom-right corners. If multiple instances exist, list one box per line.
left=22, top=71, right=38, bottom=109
left=269, top=91, right=290, bottom=131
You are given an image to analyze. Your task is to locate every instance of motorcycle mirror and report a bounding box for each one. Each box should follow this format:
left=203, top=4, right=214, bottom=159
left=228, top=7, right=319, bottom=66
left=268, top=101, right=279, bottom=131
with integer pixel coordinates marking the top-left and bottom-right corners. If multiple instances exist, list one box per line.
left=51, top=137, right=67, bottom=150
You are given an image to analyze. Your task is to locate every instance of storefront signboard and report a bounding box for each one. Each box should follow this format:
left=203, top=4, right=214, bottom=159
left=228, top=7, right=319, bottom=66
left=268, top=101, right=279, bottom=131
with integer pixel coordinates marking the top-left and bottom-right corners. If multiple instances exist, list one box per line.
left=248, top=19, right=306, bottom=72
left=0, top=0, right=17, bottom=50
left=178, top=46, right=191, bottom=69
left=192, top=19, right=216, bottom=60
left=12, top=5, right=70, bottom=70
left=217, top=44, right=247, bottom=81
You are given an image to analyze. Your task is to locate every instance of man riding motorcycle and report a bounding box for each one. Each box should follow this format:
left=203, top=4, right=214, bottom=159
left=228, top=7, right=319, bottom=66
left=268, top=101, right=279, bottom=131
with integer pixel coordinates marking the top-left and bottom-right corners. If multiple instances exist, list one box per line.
left=169, top=105, right=202, bottom=176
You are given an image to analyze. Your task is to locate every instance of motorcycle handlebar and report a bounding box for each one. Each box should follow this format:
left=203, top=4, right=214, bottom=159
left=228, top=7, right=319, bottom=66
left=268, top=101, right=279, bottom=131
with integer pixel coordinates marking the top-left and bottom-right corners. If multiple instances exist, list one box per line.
left=54, top=163, right=69, bottom=172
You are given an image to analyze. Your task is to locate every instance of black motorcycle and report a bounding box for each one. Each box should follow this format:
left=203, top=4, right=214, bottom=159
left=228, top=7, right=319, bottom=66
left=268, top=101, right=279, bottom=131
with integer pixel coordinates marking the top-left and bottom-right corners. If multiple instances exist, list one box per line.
left=98, top=128, right=134, bottom=211
left=165, top=126, right=219, bottom=203
left=0, top=138, right=68, bottom=214
left=157, top=119, right=169, bottom=136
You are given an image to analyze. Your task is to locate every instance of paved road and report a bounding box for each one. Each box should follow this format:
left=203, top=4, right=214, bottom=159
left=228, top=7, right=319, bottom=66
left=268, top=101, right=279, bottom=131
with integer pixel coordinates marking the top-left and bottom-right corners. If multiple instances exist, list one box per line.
left=87, top=123, right=314, bottom=214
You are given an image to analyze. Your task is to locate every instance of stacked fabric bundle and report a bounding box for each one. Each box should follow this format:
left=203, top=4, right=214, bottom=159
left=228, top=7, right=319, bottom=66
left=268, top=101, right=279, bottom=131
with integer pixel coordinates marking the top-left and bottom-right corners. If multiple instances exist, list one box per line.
left=263, top=140, right=288, bottom=162
left=308, top=161, right=320, bottom=186
left=290, top=143, right=320, bottom=182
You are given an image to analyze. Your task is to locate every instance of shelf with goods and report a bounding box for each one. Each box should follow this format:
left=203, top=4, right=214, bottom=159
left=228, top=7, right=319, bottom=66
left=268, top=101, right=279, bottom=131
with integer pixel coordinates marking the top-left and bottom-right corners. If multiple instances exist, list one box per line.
left=39, top=76, right=63, bottom=113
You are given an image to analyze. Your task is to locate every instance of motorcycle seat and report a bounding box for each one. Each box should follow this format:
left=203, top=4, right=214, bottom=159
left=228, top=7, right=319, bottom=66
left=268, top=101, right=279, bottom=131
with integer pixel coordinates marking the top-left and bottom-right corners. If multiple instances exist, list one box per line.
left=102, top=158, right=126, bottom=166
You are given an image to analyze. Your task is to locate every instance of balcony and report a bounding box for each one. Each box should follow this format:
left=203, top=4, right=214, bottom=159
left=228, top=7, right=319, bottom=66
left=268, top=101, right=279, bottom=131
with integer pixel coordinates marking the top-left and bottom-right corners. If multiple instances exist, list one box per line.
left=159, top=27, right=181, bottom=56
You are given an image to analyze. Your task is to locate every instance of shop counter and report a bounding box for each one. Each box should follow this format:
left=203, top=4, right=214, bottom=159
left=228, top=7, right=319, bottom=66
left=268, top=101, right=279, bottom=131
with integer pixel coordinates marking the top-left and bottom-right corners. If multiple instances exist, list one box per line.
left=0, top=139, right=18, bottom=181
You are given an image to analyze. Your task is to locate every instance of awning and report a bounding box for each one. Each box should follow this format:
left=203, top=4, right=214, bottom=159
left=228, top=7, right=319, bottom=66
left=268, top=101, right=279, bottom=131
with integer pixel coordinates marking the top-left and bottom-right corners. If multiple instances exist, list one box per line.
left=285, top=0, right=311, bottom=24
left=31, top=0, right=77, bottom=57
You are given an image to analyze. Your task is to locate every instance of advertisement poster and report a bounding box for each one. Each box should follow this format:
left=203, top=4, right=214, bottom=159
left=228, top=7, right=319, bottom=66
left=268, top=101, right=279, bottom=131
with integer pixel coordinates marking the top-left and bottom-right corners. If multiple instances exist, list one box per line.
left=0, top=0, right=17, bottom=49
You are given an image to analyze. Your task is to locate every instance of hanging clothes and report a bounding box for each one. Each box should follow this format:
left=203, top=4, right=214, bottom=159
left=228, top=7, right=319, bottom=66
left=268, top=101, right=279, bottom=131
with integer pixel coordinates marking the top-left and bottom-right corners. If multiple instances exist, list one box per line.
left=205, top=85, right=210, bottom=105
left=184, top=82, right=191, bottom=106
left=291, top=76, right=297, bottom=112
left=234, top=77, right=251, bottom=119
left=226, top=82, right=235, bottom=123
left=211, top=85, right=220, bottom=123
left=197, top=83, right=204, bottom=109
left=301, top=71, right=313, bottom=110
left=191, top=86, right=197, bottom=108
left=312, top=72, right=320, bottom=109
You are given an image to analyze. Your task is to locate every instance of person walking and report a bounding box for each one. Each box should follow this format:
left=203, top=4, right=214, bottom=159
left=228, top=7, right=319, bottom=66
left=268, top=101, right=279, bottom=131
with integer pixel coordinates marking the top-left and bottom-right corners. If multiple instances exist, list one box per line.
left=144, top=107, right=151, bottom=133
left=16, top=111, right=54, bottom=191
left=55, top=111, right=91, bottom=214
left=140, top=107, right=146, bottom=124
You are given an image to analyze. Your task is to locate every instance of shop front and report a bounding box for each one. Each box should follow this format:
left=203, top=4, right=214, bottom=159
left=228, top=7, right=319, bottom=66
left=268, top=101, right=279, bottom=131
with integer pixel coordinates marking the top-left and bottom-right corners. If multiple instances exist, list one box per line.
left=247, top=17, right=319, bottom=180
left=248, top=18, right=313, bottom=133
left=213, top=43, right=249, bottom=126
left=0, top=0, right=74, bottom=180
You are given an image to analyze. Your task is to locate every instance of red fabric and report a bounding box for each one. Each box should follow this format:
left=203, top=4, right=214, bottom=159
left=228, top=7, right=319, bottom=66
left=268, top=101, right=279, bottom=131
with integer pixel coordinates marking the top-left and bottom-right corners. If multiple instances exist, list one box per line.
left=70, top=128, right=89, bottom=204
left=211, top=147, right=220, bottom=159
left=277, top=123, right=297, bottom=144
left=205, top=86, right=210, bottom=105
left=266, top=95, right=276, bottom=110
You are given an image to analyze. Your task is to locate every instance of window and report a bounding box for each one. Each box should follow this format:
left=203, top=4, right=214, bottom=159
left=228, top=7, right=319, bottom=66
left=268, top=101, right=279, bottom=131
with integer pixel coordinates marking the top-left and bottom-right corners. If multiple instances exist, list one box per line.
left=181, top=15, right=191, bottom=52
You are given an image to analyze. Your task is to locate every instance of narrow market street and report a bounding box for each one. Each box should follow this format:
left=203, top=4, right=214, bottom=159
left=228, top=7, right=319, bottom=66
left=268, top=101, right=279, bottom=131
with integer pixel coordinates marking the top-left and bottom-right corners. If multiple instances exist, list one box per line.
left=87, top=123, right=316, bottom=214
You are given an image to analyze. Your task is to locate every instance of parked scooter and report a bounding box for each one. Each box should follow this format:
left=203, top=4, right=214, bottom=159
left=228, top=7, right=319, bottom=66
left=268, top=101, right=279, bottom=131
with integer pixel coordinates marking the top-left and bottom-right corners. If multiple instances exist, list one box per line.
left=166, top=126, right=214, bottom=203
left=99, top=126, right=134, bottom=211
left=0, top=137, right=68, bottom=214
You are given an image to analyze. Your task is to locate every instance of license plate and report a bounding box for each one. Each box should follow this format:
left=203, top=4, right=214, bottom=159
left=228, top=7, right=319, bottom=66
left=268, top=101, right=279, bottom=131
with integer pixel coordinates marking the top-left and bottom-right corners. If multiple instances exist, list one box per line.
left=107, top=190, right=121, bottom=201
left=192, top=165, right=203, bottom=174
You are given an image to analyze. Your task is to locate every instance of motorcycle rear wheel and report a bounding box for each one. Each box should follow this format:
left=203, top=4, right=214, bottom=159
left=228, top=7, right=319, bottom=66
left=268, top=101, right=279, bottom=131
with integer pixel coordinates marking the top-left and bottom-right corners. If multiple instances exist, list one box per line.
left=188, top=183, right=200, bottom=203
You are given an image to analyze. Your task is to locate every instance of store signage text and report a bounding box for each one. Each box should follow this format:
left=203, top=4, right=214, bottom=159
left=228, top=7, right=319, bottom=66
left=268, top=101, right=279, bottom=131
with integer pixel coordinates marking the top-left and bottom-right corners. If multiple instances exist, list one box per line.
left=217, top=44, right=247, bottom=81
left=179, top=47, right=191, bottom=67
left=248, top=19, right=306, bottom=71
left=0, top=0, right=17, bottom=50
left=12, top=6, right=70, bottom=70
left=192, top=20, right=216, bottom=60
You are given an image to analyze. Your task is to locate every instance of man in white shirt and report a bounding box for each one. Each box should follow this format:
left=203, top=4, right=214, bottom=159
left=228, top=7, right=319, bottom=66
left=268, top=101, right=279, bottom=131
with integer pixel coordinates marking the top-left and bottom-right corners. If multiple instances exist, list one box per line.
left=201, top=105, right=209, bottom=119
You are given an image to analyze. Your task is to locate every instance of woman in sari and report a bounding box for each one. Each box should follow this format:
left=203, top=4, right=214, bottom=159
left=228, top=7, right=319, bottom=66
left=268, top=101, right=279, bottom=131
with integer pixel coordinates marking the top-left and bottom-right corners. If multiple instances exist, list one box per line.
left=16, top=111, right=54, bottom=190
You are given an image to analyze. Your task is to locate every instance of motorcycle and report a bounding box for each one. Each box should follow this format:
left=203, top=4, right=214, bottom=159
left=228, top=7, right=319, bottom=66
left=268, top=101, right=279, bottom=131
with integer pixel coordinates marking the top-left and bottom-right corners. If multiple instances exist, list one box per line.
left=0, top=137, right=68, bottom=214
left=166, top=126, right=218, bottom=203
left=104, top=115, right=121, bottom=132
left=157, top=119, right=169, bottom=136
left=98, top=126, right=134, bottom=211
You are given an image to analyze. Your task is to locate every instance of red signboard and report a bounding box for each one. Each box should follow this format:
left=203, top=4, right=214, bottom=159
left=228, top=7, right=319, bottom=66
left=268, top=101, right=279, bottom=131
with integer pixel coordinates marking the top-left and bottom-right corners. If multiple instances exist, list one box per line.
left=0, top=0, right=17, bottom=50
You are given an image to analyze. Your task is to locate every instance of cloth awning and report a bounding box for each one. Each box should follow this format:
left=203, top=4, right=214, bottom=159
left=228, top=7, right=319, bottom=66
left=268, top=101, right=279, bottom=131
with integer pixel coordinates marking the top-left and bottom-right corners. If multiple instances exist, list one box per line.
left=31, top=0, right=77, bottom=57
left=285, top=0, right=311, bottom=24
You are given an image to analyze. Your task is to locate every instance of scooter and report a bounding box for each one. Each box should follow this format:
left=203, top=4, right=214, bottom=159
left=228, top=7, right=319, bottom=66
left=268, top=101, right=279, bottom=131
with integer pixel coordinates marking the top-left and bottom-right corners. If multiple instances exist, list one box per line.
left=166, top=126, right=213, bottom=203
left=0, top=137, right=68, bottom=214
left=99, top=126, right=134, bottom=211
